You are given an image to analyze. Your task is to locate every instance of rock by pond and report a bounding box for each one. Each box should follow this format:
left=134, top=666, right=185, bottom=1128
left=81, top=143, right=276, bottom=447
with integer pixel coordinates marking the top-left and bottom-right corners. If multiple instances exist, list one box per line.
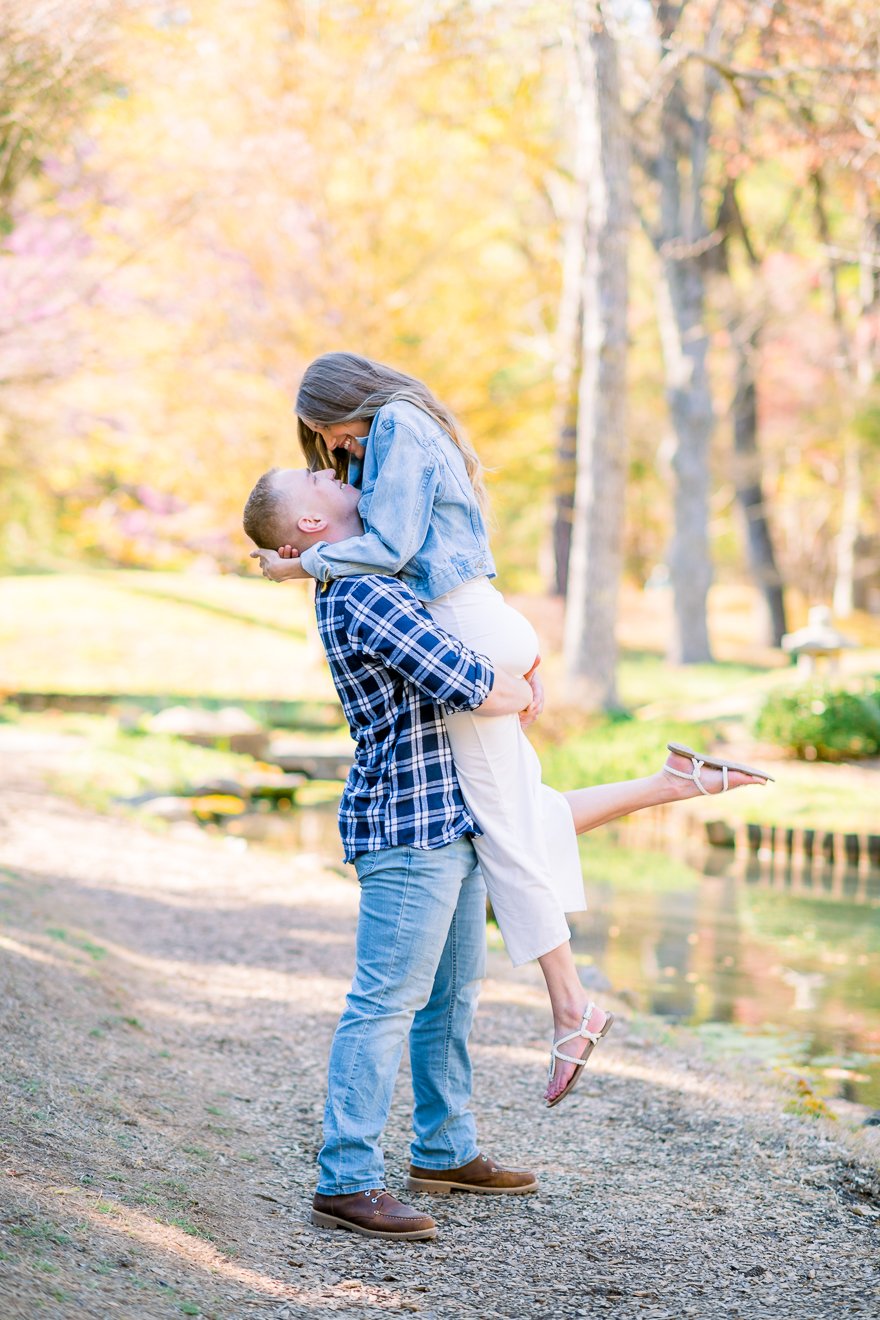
left=145, top=705, right=269, bottom=757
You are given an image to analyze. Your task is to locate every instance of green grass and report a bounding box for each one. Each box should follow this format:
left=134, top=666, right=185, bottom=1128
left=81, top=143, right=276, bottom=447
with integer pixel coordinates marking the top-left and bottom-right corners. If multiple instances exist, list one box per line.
left=8, top=668, right=876, bottom=836
left=689, top=774, right=880, bottom=833
left=532, top=705, right=880, bottom=835
left=9, top=1219, right=71, bottom=1246
left=3, top=571, right=878, bottom=836
left=45, top=927, right=108, bottom=960
left=1, top=709, right=260, bottom=811
left=617, top=652, right=771, bottom=711
left=0, top=571, right=333, bottom=700
left=165, top=1217, right=213, bottom=1241
left=532, top=714, right=718, bottom=790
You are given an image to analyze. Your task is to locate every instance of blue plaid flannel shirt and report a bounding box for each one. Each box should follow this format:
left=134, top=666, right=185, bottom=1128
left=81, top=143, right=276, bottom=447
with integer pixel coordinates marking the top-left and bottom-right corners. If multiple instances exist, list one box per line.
left=315, top=574, right=495, bottom=862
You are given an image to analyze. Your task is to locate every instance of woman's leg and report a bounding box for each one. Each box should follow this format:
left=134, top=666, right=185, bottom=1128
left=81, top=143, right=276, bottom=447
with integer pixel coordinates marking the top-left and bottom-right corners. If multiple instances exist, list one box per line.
left=427, top=581, right=578, bottom=968
left=542, top=750, right=768, bottom=1101
left=440, top=705, right=574, bottom=966
left=438, top=700, right=609, bottom=1103
left=427, top=582, right=767, bottom=1102
left=538, top=943, right=608, bottom=1098
left=564, top=749, right=766, bottom=836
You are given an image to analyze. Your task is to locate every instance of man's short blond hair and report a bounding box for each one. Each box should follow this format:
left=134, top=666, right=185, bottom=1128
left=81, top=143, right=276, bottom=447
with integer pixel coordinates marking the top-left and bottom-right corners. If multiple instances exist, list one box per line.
left=243, top=468, right=290, bottom=548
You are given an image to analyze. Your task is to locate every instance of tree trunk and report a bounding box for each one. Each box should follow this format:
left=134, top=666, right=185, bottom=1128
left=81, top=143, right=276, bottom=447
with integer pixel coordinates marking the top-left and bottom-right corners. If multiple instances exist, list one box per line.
left=833, top=209, right=879, bottom=615
left=654, top=37, right=715, bottom=665
left=832, top=436, right=860, bottom=617
left=552, top=386, right=579, bottom=598
left=731, top=321, right=788, bottom=645
left=657, top=255, right=714, bottom=662
left=563, top=4, right=630, bottom=709
left=550, top=51, right=589, bottom=597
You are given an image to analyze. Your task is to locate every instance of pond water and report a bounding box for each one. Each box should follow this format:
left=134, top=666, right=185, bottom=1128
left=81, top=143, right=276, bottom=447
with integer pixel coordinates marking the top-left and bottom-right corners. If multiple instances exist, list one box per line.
left=570, top=832, right=880, bottom=1109
left=261, top=802, right=880, bottom=1110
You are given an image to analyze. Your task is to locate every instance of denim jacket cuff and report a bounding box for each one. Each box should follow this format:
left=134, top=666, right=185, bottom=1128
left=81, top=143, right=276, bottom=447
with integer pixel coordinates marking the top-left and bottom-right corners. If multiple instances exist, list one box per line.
left=300, top=542, right=332, bottom=582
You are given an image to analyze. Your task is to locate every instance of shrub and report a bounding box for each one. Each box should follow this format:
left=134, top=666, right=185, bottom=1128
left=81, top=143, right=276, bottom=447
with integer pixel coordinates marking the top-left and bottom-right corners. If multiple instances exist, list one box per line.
left=754, top=680, right=880, bottom=761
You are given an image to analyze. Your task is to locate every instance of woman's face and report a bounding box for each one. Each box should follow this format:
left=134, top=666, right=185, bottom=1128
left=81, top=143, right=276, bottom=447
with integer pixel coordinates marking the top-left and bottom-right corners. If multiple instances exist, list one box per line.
left=305, top=419, right=370, bottom=462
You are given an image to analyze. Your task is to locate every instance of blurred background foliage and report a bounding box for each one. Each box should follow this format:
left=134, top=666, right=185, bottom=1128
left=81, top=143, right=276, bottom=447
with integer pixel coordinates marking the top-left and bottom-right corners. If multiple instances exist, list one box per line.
left=1, top=0, right=878, bottom=603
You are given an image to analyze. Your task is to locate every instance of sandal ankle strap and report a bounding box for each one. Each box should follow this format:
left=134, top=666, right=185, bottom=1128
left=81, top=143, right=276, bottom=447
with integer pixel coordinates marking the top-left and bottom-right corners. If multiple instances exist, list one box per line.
left=665, top=754, right=712, bottom=794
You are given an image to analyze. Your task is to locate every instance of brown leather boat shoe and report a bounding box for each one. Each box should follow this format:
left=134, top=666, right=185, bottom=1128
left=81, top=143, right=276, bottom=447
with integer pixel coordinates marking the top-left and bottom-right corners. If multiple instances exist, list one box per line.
left=407, top=1152, right=538, bottom=1195
left=311, top=1188, right=438, bottom=1240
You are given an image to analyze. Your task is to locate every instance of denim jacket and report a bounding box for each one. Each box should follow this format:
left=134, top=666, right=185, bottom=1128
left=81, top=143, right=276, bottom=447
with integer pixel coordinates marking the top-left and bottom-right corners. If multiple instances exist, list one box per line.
left=299, top=400, right=496, bottom=602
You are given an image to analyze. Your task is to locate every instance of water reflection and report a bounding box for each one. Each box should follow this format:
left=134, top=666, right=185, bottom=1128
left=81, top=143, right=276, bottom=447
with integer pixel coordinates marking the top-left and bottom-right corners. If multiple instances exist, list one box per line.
left=569, top=834, right=880, bottom=1108
left=251, top=801, right=880, bottom=1108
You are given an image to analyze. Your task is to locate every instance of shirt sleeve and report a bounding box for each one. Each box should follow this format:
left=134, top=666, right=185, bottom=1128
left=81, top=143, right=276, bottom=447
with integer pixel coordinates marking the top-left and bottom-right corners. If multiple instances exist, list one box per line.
left=299, top=420, right=440, bottom=582
left=345, top=579, right=494, bottom=713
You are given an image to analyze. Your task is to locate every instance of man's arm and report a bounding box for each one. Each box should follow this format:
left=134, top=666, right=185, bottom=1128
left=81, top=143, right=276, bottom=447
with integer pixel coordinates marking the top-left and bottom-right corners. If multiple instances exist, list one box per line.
left=345, top=578, right=511, bottom=714
left=475, top=667, right=532, bottom=717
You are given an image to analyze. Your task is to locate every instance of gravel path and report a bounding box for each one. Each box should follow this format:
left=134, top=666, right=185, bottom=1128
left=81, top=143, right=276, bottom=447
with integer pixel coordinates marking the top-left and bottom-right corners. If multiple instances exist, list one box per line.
left=1, top=738, right=878, bottom=1319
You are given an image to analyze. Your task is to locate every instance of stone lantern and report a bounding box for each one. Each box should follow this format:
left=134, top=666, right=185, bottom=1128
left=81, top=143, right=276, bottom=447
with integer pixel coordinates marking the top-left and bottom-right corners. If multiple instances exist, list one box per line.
left=781, top=605, right=857, bottom=677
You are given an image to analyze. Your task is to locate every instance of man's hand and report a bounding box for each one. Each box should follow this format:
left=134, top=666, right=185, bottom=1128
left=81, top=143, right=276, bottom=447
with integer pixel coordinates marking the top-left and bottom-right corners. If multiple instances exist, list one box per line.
left=519, top=656, right=544, bottom=728
left=249, top=547, right=310, bottom=582
left=475, top=654, right=541, bottom=721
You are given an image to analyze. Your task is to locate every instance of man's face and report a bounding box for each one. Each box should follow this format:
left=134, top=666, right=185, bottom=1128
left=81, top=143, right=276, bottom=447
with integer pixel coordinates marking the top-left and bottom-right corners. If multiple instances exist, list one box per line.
left=272, top=467, right=361, bottom=544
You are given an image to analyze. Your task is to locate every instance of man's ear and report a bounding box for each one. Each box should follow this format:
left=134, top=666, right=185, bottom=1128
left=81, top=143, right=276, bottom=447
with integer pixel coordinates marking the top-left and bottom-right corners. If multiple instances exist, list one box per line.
left=297, top=513, right=328, bottom=536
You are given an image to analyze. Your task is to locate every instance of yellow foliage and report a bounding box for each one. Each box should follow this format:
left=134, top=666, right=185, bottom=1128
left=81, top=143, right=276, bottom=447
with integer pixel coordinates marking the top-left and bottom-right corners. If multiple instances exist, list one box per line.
left=19, top=0, right=564, bottom=580
left=191, top=794, right=247, bottom=818
left=783, top=1077, right=838, bottom=1121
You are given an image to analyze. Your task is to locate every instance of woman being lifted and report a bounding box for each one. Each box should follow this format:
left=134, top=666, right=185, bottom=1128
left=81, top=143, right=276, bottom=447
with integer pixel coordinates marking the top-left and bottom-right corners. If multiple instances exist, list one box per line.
left=253, top=351, right=770, bottom=1107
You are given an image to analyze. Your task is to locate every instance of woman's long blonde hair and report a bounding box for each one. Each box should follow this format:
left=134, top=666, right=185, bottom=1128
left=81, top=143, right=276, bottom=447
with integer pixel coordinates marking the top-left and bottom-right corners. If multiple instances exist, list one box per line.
left=295, top=352, right=487, bottom=509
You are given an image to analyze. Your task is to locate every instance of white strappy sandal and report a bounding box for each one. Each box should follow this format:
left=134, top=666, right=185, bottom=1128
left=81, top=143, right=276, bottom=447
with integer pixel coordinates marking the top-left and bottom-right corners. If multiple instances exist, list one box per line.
left=546, top=1002, right=614, bottom=1109
left=665, top=742, right=774, bottom=794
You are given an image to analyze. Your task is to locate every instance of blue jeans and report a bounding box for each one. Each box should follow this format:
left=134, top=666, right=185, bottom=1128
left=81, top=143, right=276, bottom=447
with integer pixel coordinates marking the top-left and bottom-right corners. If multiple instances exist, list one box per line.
left=316, top=838, right=486, bottom=1195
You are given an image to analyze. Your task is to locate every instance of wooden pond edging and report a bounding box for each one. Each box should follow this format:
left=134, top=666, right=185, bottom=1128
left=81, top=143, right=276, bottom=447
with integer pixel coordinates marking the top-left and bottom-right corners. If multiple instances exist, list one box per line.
left=611, top=802, right=880, bottom=903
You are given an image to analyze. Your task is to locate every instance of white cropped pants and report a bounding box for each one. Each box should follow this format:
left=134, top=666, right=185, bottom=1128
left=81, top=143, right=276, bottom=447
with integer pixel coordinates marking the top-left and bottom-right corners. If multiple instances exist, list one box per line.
left=425, top=577, right=585, bottom=966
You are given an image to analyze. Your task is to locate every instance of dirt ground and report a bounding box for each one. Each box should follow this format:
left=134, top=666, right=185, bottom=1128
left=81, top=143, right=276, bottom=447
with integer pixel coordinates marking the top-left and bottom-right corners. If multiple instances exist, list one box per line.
left=1, top=733, right=879, bottom=1320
